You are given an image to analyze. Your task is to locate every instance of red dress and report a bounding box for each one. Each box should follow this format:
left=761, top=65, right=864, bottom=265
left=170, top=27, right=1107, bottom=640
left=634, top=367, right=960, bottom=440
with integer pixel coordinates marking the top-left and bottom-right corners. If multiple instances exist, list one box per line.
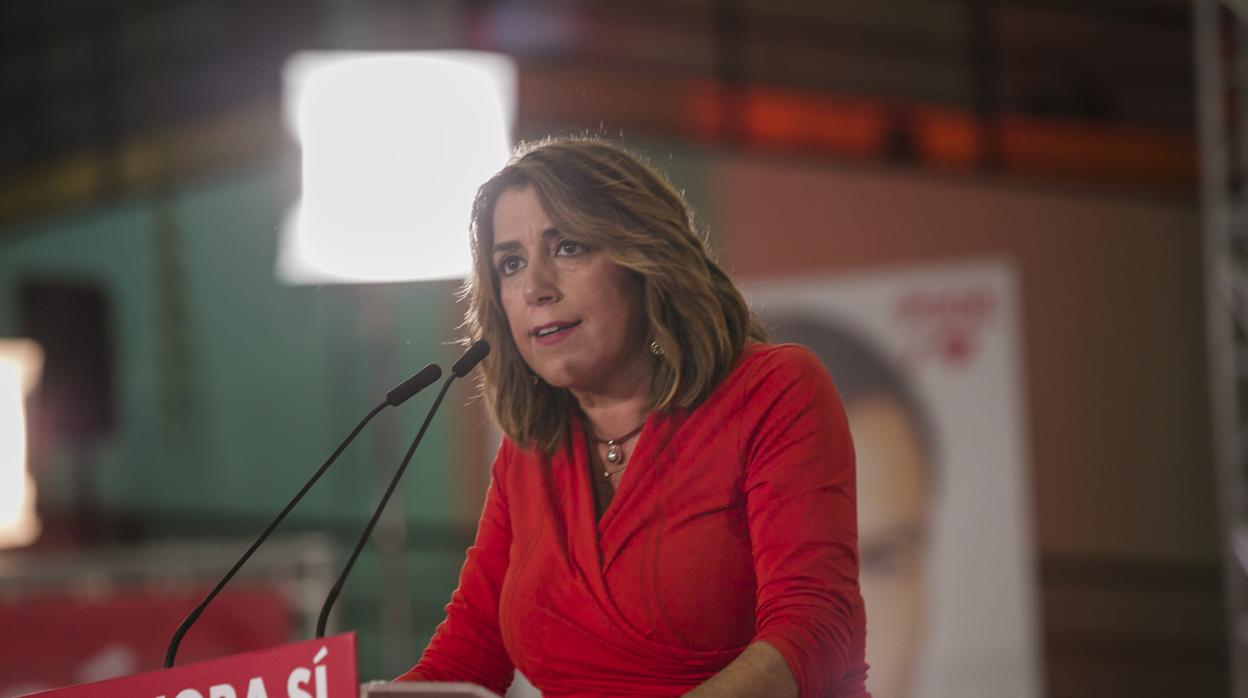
left=399, top=343, right=869, bottom=696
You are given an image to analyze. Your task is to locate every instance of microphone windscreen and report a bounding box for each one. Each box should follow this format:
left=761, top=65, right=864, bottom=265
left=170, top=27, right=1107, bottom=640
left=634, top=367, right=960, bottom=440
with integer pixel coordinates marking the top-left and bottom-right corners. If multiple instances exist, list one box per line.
left=386, top=363, right=443, bottom=406
left=451, top=340, right=491, bottom=377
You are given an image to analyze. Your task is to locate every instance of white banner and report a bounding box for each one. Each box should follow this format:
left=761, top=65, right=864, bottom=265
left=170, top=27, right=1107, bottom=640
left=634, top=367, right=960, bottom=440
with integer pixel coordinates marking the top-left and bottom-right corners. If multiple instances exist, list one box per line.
left=747, top=258, right=1041, bottom=698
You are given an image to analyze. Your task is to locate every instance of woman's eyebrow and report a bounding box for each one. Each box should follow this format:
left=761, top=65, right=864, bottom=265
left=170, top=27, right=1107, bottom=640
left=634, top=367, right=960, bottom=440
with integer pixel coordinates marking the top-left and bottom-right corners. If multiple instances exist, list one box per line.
left=492, top=240, right=521, bottom=256
left=492, top=228, right=562, bottom=256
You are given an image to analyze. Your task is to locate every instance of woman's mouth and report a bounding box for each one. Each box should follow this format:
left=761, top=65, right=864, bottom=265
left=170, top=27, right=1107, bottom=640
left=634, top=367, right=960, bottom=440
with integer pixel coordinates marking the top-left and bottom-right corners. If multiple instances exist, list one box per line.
left=532, top=321, right=581, bottom=345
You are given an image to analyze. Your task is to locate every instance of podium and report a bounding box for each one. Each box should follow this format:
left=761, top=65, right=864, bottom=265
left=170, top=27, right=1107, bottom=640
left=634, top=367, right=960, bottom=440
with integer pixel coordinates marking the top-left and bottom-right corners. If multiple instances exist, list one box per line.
left=360, top=682, right=499, bottom=697
left=22, top=634, right=499, bottom=698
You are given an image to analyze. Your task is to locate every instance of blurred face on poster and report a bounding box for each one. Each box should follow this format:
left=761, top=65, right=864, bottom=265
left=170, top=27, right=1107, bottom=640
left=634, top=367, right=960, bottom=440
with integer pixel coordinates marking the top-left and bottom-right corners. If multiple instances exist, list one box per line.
left=768, top=316, right=934, bottom=698
left=852, top=394, right=929, bottom=698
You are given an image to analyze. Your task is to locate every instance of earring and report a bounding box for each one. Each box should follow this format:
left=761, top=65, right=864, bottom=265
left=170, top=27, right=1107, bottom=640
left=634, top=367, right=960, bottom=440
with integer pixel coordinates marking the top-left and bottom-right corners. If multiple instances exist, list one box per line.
left=530, top=372, right=540, bottom=385
left=649, top=340, right=664, bottom=356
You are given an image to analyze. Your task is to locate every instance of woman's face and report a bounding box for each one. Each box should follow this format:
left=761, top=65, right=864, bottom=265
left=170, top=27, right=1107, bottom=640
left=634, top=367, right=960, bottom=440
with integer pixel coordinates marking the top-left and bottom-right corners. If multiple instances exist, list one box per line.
left=491, top=186, right=651, bottom=398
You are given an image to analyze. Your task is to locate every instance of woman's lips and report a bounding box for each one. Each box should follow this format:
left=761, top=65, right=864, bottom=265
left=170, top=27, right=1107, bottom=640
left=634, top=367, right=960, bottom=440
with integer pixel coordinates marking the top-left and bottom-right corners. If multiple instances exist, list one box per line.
left=532, top=321, right=581, bottom=346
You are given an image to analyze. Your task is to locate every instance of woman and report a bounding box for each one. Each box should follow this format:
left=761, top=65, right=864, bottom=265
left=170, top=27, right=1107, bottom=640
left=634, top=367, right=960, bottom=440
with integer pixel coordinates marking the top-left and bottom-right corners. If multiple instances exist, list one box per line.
left=398, top=138, right=868, bottom=697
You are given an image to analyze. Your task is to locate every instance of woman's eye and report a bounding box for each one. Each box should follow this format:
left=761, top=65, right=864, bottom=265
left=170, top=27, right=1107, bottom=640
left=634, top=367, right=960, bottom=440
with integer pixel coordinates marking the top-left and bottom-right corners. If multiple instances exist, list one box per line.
left=497, top=256, right=524, bottom=276
left=555, top=239, right=586, bottom=256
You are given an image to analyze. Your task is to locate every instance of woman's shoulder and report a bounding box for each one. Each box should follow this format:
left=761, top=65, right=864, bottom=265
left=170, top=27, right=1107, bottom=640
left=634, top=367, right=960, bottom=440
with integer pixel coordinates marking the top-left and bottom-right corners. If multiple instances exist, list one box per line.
left=492, top=429, right=571, bottom=474
left=702, top=341, right=835, bottom=413
left=490, top=435, right=533, bottom=476
left=733, top=341, right=831, bottom=386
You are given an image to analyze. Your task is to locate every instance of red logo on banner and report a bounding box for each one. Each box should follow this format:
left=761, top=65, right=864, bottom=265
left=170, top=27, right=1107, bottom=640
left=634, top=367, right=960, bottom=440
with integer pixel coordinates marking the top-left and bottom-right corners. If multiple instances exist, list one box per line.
left=894, top=287, right=996, bottom=367
left=26, top=633, right=357, bottom=698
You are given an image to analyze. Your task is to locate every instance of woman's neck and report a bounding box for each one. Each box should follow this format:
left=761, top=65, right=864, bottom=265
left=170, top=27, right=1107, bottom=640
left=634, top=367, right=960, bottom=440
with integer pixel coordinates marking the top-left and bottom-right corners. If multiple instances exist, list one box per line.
left=570, top=342, right=656, bottom=439
left=576, top=391, right=651, bottom=441
left=571, top=363, right=652, bottom=440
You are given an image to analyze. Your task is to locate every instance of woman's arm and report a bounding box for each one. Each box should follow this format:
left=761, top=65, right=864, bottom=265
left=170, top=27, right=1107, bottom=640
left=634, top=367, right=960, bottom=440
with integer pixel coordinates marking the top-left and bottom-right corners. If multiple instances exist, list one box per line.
left=395, top=447, right=515, bottom=694
left=732, top=346, right=865, bottom=696
left=683, top=641, right=797, bottom=698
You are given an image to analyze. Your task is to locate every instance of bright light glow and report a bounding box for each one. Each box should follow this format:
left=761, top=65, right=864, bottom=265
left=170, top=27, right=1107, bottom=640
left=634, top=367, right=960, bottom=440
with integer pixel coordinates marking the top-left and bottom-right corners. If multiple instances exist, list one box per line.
left=279, top=51, right=516, bottom=284
left=0, top=339, right=43, bottom=549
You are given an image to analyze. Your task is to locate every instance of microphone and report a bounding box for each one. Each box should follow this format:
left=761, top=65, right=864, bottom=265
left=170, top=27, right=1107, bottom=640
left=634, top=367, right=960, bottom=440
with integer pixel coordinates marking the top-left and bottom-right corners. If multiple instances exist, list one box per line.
left=451, top=338, right=491, bottom=377
left=388, top=364, right=445, bottom=406
left=316, top=340, right=490, bottom=638
left=164, top=363, right=443, bottom=668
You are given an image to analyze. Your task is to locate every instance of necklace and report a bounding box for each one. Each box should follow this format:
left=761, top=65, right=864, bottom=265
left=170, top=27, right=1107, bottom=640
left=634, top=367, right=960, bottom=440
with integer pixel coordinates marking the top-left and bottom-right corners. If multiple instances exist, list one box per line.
left=590, top=419, right=647, bottom=479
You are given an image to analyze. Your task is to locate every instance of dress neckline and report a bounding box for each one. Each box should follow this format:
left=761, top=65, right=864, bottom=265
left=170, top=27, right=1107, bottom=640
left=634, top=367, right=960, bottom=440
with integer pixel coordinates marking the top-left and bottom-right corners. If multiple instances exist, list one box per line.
left=572, top=410, right=653, bottom=533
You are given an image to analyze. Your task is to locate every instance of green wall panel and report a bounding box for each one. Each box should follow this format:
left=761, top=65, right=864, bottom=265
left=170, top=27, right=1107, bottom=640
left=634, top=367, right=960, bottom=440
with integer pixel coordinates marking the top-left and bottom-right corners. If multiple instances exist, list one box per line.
left=0, top=162, right=469, bottom=679
left=0, top=164, right=462, bottom=527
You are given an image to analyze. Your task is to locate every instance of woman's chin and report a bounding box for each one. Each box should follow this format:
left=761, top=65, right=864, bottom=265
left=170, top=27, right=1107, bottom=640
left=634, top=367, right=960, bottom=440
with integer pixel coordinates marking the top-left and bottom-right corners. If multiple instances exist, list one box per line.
left=532, top=359, right=587, bottom=391
left=535, top=369, right=577, bottom=391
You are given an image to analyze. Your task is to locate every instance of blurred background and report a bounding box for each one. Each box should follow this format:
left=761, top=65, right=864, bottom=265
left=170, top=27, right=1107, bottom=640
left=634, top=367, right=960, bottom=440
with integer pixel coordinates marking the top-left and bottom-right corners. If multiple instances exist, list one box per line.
left=0, top=1, right=1235, bottom=697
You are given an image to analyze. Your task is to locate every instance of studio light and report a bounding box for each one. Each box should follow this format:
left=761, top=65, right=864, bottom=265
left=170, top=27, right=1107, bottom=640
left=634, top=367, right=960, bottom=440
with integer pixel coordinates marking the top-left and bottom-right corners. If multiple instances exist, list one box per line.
left=279, top=51, right=515, bottom=284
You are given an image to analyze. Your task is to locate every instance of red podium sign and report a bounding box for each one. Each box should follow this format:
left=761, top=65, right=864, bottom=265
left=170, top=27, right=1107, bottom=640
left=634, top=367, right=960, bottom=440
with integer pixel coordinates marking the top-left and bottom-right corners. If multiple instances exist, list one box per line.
left=27, top=633, right=358, bottom=698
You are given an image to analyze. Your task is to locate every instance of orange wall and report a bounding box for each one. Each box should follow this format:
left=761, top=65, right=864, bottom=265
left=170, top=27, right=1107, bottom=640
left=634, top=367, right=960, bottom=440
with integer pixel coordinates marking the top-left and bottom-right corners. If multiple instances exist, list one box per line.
left=711, top=155, right=1214, bottom=562
left=708, top=151, right=1223, bottom=694
left=709, top=154, right=1222, bottom=696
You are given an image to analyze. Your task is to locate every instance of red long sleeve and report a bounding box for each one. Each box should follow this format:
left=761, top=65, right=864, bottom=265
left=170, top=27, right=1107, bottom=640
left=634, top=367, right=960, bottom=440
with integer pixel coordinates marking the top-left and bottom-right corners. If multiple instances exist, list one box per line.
left=396, top=451, right=515, bottom=696
left=742, top=346, right=863, bottom=696
left=400, top=344, right=867, bottom=697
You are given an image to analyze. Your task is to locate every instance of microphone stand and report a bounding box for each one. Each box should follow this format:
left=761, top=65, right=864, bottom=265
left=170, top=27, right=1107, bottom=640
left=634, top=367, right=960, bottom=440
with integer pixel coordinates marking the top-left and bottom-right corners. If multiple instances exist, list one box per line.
left=315, top=378, right=453, bottom=638
left=316, top=340, right=489, bottom=638
left=165, top=363, right=442, bottom=668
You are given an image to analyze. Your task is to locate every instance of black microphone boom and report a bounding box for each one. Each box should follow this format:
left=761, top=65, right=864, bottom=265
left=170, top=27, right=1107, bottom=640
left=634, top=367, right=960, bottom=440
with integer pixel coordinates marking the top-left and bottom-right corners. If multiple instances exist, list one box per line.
left=316, top=340, right=490, bottom=637
left=387, top=363, right=444, bottom=406
left=451, top=339, right=491, bottom=377
left=164, top=363, right=443, bottom=668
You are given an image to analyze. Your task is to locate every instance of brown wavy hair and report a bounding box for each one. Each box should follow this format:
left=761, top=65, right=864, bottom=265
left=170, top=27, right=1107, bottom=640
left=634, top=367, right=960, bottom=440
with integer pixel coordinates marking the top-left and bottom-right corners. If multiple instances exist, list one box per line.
left=461, top=137, right=766, bottom=454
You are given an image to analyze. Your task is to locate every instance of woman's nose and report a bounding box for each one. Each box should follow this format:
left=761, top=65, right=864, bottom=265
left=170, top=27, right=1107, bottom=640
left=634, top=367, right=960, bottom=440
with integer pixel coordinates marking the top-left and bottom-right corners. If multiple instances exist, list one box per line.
left=522, top=258, right=561, bottom=306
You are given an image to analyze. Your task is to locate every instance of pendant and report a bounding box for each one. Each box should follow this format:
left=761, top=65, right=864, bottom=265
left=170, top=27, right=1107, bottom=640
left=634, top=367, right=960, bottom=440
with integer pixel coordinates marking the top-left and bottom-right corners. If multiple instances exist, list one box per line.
left=606, top=440, right=623, bottom=464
